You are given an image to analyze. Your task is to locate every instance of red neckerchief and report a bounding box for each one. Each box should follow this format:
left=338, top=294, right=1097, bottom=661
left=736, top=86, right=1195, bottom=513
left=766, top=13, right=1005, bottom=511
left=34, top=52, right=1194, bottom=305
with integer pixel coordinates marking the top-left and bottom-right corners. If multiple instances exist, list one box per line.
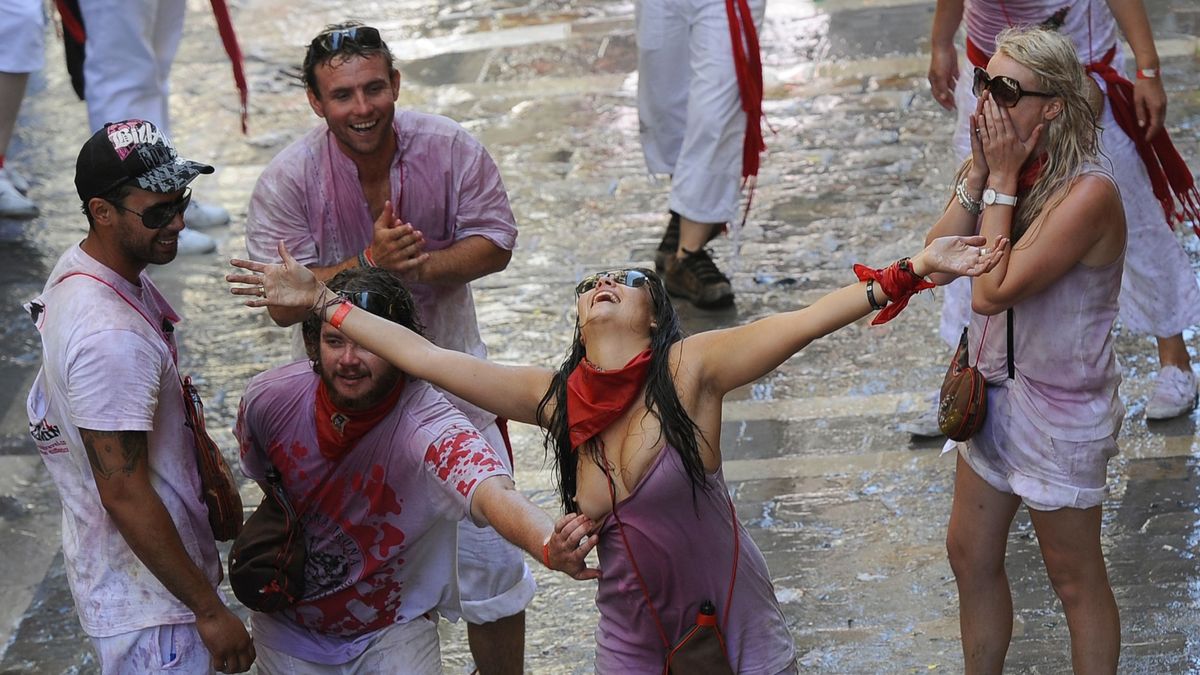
left=314, top=378, right=405, bottom=461
left=967, top=37, right=1200, bottom=233
left=566, top=349, right=653, bottom=451
left=1018, top=152, right=1047, bottom=194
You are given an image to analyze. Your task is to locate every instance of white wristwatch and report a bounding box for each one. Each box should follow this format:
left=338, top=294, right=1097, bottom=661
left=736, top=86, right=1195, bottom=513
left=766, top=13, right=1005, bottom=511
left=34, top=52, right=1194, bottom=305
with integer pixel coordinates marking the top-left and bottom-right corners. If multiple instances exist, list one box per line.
left=982, top=187, right=1018, bottom=208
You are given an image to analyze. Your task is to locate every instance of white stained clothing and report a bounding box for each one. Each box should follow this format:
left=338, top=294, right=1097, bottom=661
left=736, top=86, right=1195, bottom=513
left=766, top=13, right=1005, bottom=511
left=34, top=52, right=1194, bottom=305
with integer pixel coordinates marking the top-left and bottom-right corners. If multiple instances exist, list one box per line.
left=939, top=51, right=1200, bottom=347
left=964, top=0, right=1116, bottom=65
left=78, top=0, right=187, bottom=134
left=25, top=244, right=220, bottom=638
left=0, top=0, right=45, bottom=73
left=90, top=622, right=213, bottom=675
left=253, top=614, right=442, bottom=675
left=637, top=0, right=766, bottom=226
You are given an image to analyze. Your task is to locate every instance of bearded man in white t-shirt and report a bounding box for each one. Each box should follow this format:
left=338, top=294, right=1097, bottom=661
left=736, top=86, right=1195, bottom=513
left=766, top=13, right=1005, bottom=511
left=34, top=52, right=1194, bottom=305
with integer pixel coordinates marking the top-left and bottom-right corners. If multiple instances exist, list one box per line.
left=234, top=266, right=600, bottom=673
left=25, top=119, right=255, bottom=674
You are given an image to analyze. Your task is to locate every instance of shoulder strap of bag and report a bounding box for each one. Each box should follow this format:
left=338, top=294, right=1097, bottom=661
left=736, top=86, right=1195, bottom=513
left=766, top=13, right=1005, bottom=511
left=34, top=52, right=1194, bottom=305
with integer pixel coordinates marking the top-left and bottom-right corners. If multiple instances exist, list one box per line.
left=54, top=271, right=177, bottom=363
left=1007, top=308, right=1014, bottom=380
left=601, top=461, right=740, bottom=650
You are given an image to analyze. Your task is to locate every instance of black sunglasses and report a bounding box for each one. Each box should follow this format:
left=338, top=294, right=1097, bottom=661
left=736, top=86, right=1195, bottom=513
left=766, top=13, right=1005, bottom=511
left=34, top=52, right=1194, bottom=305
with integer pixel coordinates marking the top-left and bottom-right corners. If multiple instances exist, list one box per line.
left=575, top=269, right=650, bottom=297
left=310, top=26, right=383, bottom=56
left=110, top=188, right=191, bottom=230
left=972, top=67, right=1055, bottom=108
left=337, top=289, right=394, bottom=319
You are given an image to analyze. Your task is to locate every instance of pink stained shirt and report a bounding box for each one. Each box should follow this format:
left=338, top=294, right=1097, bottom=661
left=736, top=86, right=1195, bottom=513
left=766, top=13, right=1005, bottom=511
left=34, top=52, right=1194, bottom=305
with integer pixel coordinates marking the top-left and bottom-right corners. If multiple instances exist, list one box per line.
left=965, top=0, right=1117, bottom=65
left=235, top=361, right=511, bottom=664
left=245, top=111, right=518, bottom=431
left=25, top=244, right=221, bottom=637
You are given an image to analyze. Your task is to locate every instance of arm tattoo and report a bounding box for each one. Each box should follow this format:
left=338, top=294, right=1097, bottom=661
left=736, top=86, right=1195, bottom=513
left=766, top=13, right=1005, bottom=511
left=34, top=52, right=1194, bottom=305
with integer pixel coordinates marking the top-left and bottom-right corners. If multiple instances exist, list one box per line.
left=80, top=429, right=148, bottom=480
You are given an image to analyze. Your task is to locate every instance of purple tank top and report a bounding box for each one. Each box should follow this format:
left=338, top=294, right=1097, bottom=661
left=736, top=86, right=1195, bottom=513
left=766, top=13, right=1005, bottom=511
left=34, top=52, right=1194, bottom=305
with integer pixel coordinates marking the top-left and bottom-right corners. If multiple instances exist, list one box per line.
left=969, top=169, right=1126, bottom=442
left=593, top=446, right=795, bottom=674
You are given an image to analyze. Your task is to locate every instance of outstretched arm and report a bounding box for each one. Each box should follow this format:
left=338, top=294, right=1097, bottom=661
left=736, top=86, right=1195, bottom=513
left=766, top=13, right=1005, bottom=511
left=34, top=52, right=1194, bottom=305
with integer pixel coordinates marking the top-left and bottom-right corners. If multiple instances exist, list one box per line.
left=228, top=243, right=554, bottom=426
left=691, top=235, right=1007, bottom=395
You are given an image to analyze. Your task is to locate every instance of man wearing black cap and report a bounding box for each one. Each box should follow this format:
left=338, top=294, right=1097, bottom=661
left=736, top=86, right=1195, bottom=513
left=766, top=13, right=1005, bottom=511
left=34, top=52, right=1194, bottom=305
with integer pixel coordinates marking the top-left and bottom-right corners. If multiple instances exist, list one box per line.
left=24, top=119, right=255, bottom=673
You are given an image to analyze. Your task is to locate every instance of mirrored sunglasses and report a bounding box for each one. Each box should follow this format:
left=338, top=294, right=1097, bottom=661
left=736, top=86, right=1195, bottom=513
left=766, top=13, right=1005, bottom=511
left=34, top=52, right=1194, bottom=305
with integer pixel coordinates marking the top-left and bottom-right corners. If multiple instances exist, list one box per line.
left=337, top=289, right=393, bottom=318
left=575, top=269, right=650, bottom=297
left=310, top=26, right=383, bottom=56
left=111, top=188, right=191, bottom=230
left=972, top=67, right=1055, bottom=108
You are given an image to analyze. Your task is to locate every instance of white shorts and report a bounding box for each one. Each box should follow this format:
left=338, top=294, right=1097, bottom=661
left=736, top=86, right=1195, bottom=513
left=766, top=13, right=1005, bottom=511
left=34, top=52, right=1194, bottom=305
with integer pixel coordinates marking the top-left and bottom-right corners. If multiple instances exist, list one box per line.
left=91, top=622, right=212, bottom=675
left=0, top=0, right=45, bottom=73
left=254, top=615, right=441, bottom=674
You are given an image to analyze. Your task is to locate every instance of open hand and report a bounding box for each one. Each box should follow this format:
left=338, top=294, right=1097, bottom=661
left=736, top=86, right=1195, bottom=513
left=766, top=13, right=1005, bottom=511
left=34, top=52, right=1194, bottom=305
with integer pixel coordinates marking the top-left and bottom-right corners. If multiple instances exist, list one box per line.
left=227, top=241, right=326, bottom=310
left=928, top=44, right=959, bottom=111
left=916, top=235, right=1009, bottom=281
left=545, top=512, right=601, bottom=581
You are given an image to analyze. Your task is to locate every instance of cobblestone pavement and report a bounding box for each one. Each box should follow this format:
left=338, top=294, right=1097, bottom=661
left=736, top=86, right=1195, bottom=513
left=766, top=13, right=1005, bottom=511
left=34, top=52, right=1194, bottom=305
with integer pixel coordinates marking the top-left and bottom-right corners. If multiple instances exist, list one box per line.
left=0, top=0, right=1198, bottom=672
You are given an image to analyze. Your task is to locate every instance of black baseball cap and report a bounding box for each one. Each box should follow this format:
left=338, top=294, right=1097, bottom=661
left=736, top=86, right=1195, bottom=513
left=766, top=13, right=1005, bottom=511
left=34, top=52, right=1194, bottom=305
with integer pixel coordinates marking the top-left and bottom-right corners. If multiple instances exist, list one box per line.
left=75, top=119, right=214, bottom=202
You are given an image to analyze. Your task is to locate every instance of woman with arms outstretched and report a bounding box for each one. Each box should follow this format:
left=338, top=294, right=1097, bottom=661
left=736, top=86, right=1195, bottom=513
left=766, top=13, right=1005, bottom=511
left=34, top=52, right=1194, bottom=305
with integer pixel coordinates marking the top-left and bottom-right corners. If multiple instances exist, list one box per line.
left=927, top=27, right=1127, bottom=674
left=229, top=235, right=1003, bottom=673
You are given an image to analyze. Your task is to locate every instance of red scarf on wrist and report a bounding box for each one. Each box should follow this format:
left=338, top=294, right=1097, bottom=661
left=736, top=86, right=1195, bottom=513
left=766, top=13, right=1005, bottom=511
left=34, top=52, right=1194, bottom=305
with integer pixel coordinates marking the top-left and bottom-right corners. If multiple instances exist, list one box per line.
left=314, top=378, right=406, bottom=461
left=566, top=349, right=653, bottom=451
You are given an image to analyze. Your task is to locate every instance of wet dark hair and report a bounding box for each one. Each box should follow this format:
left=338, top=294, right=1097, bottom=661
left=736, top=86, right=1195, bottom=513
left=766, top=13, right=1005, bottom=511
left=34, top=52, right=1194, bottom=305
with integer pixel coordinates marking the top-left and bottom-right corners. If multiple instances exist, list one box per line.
left=81, top=182, right=135, bottom=229
left=302, top=267, right=424, bottom=371
left=302, top=21, right=397, bottom=98
left=536, top=268, right=710, bottom=513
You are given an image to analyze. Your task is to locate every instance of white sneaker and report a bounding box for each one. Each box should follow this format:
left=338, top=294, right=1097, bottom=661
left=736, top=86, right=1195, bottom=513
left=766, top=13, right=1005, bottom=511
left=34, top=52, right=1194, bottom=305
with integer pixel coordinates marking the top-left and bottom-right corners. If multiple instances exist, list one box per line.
left=0, top=167, right=30, bottom=195
left=0, top=171, right=38, bottom=220
left=1145, top=365, right=1197, bottom=420
left=183, top=199, right=230, bottom=230
left=177, top=228, right=217, bottom=255
left=898, top=390, right=945, bottom=438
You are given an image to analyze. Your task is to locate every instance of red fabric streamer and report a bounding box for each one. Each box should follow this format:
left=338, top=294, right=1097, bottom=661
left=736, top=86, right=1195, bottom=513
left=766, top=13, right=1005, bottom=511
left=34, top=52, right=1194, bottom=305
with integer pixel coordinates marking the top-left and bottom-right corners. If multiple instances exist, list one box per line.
left=566, top=349, right=653, bottom=451
left=314, top=378, right=405, bottom=461
left=208, top=0, right=249, bottom=134
left=53, top=0, right=86, bottom=44
left=1085, top=48, right=1200, bottom=233
left=724, top=0, right=766, bottom=182
left=853, top=260, right=935, bottom=325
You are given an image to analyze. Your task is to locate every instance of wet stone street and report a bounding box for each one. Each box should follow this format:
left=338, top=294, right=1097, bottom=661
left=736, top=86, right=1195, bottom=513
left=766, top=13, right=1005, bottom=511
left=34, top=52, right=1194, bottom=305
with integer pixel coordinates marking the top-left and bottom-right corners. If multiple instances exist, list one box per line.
left=1, top=0, right=1199, bottom=672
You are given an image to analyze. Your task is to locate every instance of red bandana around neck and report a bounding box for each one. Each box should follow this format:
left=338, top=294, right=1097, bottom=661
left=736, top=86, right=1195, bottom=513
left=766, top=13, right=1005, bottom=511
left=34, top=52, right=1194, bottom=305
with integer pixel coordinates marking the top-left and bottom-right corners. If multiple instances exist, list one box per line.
left=315, top=377, right=405, bottom=461
left=566, top=349, right=653, bottom=451
left=1018, top=152, right=1048, bottom=194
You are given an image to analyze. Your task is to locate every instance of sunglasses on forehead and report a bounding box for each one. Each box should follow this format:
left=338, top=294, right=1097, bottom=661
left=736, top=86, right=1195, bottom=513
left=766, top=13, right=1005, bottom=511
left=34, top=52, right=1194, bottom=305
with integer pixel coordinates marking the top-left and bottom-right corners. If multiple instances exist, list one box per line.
left=110, top=188, right=191, bottom=230
left=310, top=26, right=383, bottom=56
left=575, top=269, right=650, bottom=297
left=972, top=67, right=1056, bottom=108
left=337, top=289, right=394, bottom=318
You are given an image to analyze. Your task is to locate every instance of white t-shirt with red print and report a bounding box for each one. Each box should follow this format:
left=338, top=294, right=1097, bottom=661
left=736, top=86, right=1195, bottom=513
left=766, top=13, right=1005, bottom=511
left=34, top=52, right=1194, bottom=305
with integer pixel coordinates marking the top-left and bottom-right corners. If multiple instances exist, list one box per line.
left=235, top=361, right=511, bottom=665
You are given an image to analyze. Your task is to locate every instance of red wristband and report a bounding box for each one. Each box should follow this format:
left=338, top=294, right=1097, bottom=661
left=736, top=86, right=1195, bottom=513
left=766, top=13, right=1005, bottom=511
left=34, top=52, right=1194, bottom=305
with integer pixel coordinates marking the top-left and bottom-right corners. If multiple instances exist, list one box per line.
left=363, top=246, right=377, bottom=267
left=1135, top=68, right=1158, bottom=80
left=329, top=301, right=353, bottom=329
left=542, top=540, right=552, bottom=569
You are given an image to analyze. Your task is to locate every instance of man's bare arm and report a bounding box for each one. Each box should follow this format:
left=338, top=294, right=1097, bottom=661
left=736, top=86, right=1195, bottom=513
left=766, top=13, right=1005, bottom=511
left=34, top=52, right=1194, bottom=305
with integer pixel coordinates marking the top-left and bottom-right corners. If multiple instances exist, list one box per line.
left=81, top=428, right=254, bottom=672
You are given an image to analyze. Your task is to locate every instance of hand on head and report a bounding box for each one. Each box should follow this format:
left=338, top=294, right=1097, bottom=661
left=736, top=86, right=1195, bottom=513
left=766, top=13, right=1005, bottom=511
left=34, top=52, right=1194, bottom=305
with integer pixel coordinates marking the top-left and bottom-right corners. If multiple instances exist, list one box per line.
left=973, top=92, right=1043, bottom=181
left=227, top=241, right=326, bottom=310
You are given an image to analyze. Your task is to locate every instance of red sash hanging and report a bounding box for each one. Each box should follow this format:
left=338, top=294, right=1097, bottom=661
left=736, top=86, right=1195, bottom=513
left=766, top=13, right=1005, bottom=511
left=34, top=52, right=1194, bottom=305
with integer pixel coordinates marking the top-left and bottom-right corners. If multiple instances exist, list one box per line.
left=966, top=38, right=1200, bottom=233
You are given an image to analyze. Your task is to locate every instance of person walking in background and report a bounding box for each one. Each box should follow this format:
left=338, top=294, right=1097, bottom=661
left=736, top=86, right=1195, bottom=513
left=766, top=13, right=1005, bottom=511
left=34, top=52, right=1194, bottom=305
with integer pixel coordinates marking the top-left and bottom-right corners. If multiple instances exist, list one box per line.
left=906, top=0, right=1200, bottom=437
left=640, top=0, right=767, bottom=309
left=0, top=0, right=43, bottom=219
left=25, top=120, right=254, bottom=673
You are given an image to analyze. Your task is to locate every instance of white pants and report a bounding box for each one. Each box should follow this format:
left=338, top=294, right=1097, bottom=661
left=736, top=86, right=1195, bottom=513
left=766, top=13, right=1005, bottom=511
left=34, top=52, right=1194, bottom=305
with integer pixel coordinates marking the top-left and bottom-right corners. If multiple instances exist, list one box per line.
left=0, top=0, right=44, bottom=73
left=939, top=51, right=1200, bottom=347
left=79, top=0, right=186, bottom=135
left=637, top=0, right=766, bottom=225
left=255, top=616, right=442, bottom=674
left=91, top=622, right=212, bottom=675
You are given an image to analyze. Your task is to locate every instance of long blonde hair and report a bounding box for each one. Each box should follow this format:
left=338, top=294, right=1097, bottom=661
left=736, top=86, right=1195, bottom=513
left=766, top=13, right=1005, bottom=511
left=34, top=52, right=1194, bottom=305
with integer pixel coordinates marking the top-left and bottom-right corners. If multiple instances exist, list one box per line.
left=958, top=27, right=1100, bottom=239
